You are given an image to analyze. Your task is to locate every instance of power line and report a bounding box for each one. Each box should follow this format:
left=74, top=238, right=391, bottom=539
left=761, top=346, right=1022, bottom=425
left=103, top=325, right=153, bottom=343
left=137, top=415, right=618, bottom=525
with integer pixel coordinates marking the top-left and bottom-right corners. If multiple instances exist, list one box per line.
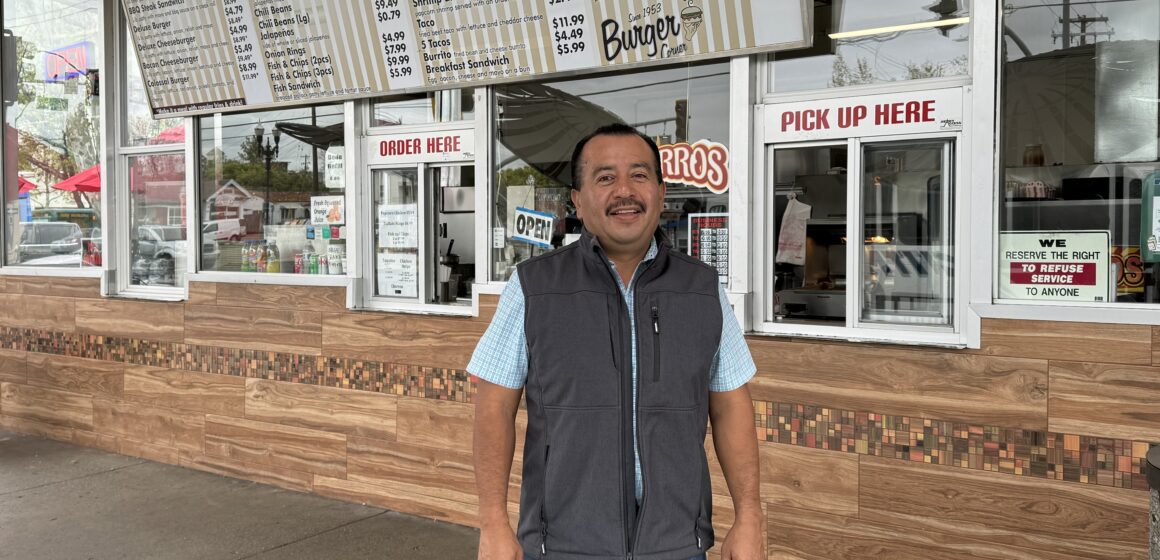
left=1007, top=0, right=1137, bottom=8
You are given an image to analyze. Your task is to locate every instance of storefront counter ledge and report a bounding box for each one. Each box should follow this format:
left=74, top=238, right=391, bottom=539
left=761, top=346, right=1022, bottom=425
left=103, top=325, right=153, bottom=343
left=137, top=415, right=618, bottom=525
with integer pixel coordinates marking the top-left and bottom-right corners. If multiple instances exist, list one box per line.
left=186, top=273, right=353, bottom=287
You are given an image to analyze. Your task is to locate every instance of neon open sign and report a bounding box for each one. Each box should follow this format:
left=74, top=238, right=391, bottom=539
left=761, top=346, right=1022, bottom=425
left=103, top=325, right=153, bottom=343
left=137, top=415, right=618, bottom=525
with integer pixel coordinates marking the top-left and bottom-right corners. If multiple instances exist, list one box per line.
left=45, top=42, right=92, bottom=82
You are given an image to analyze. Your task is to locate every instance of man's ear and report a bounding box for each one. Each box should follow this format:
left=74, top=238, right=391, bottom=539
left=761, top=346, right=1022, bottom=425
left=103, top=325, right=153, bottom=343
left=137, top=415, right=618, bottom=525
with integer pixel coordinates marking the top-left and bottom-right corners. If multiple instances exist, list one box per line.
left=570, top=188, right=583, bottom=220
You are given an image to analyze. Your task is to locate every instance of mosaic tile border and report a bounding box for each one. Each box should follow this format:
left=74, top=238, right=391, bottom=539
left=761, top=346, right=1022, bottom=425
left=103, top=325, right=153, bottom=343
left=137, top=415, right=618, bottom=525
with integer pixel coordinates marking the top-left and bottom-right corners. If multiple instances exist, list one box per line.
left=1, top=326, right=1154, bottom=491
left=1, top=327, right=474, bottom=403
left=755, top=401, right=1156, bottom=491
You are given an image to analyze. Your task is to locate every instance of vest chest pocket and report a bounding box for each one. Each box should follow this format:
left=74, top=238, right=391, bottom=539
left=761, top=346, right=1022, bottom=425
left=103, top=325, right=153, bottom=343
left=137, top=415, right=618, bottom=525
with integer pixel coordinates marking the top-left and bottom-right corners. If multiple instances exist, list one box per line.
left=643, top=294, right=721, bottom=409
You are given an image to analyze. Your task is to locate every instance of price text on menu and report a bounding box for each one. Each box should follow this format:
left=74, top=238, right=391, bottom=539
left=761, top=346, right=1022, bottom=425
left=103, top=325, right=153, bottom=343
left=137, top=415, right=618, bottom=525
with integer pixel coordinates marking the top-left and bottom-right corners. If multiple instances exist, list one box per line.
left=122, top=0, right=810, bottom=116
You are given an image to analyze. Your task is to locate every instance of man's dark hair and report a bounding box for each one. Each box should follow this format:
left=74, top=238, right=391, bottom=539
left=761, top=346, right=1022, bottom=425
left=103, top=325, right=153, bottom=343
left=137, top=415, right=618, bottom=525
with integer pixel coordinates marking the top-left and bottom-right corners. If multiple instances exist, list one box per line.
left=570, top=123, right=663, bottom=190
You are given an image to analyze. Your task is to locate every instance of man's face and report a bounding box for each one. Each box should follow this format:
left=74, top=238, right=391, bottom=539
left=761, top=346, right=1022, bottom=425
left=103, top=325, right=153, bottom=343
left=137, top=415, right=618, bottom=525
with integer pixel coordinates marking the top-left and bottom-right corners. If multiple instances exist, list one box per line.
left=570, top=134, right=666, bottom=253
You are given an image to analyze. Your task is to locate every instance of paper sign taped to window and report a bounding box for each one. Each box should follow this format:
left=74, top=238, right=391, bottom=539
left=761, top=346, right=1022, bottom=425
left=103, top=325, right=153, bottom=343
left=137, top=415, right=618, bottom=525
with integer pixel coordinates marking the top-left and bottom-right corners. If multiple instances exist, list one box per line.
left=325, top=147, right=344, bottom=189
left=377, top=251, right=418, bottom=298
left=310, top=195, right=345, bottom=225
left=378, top=204, right=418, bottom=249
left=512, top=207, right=554, bottom=248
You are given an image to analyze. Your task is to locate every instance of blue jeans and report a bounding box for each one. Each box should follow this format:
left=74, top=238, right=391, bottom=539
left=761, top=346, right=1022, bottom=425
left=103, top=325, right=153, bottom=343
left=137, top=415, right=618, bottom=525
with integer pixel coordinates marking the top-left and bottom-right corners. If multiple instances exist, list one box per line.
left=526, top=556, right=705, bottom=560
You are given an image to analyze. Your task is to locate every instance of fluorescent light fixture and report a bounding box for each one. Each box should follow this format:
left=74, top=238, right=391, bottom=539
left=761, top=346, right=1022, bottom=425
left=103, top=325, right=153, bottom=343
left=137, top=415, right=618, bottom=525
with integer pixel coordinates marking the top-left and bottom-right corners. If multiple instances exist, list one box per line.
left=828, top=17, right=970, bottom=40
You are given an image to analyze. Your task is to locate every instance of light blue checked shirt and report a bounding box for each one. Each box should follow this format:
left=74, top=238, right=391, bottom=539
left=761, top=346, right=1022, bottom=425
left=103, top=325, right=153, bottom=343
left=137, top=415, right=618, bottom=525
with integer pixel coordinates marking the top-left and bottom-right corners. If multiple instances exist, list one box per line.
left=468, top=240, right=756, bottom=501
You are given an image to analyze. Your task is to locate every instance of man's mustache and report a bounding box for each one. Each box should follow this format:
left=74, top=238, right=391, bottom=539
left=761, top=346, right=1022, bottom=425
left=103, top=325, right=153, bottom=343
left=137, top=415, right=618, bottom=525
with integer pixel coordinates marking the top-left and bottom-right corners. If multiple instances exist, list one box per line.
left=606, top=199, right=645, bottom=215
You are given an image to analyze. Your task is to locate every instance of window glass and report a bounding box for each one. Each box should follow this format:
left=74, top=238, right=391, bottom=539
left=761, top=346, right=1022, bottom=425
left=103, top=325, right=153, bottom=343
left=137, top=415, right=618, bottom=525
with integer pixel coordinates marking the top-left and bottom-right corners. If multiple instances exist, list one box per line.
left=861, top=140, right=952, bottom=325
left=198, top=105, right=346, bottom=275
left=492, top=63, right=730, bottom=281
left=1000, top=0, right=1159, bottom=304
left=769, top=0, right=969, bottom=93
left=373, top=168, right=419, bottom=298
left=128, top=153, right=187, bottom=287
left=770, top=140, right=954, bottom=329
left=771, top=146, right=848, bottom=324
left=3, top=0, right=102, bottom=268
left=371, top=90, right=474, bottom=127
left=125, top=28, right=183, bottom=146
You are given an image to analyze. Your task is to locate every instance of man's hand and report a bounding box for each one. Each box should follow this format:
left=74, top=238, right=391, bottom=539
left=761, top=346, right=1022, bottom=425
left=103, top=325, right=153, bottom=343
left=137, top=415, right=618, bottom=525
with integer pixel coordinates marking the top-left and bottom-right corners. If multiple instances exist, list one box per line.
left=474, top=378, right=524, bottom=560
left=717, top=512, right=765, bottom=559
left=477, top=523, right=523, bottom=560
left=709, top=385, right=764, bottom=560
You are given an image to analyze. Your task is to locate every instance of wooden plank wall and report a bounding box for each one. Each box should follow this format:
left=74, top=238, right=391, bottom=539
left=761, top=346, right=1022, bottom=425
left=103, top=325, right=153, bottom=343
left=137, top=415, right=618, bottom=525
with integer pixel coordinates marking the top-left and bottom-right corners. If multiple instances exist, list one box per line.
left=0, top=277, right=1154, bottom=559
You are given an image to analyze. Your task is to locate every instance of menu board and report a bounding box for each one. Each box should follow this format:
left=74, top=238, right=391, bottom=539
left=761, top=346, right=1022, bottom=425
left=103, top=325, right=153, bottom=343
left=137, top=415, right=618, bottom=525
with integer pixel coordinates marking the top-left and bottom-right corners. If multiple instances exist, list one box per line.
left=123, top=0, right=811, bottom=116
left=689, top=213, right=727, bottom=283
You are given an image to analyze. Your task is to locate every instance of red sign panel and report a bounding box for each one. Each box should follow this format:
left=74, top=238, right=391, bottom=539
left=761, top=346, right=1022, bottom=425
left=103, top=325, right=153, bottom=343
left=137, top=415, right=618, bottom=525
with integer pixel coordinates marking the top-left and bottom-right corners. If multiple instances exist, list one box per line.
left=1009, top=262, right=1098, bottom=286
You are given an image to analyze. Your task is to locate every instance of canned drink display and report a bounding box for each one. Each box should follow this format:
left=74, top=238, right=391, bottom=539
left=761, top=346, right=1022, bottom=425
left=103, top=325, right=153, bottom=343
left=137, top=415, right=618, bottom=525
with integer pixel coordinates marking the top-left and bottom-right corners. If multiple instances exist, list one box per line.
left=309, top=254, right=319, bottom=274
left=294, top=253, right=304, bottom=274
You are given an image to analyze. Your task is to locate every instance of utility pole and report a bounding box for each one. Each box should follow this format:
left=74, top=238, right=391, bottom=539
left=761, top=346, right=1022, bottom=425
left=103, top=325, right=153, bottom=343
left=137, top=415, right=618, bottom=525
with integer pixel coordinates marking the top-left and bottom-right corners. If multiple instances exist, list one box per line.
left=1053, top=0, right=1113, bottom=48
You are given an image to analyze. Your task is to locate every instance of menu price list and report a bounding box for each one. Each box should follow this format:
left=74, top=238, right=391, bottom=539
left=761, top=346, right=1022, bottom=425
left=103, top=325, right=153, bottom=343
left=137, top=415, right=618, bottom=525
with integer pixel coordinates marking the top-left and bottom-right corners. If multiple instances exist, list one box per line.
left=372, top=0, right=423, bottom=88
left=125, top=0, right=241, bottom=111
left=690, top=214, right=729, bottom=282
left=545, top=0, right=597, bottom=71
left=126, top=0, right=807, bottom=116
left=220, top=0, right=271, bottom=104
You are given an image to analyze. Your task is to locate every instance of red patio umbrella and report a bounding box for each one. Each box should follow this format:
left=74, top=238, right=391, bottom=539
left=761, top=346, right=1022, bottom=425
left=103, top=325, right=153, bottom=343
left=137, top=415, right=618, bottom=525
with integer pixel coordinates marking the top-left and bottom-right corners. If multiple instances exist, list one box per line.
left=17, top=176, right=37, bottom=195
left=52, top=164, right=101, bottom=192
left=148, top=124, right=185, bottom=145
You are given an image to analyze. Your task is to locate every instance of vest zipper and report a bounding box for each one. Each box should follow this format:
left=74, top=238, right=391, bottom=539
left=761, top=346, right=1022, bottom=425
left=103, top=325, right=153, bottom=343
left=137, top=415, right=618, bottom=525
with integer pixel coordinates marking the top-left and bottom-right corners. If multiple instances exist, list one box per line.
left=629, top=261, right=659, bottom=560
left=650, top=306, right=660, bottom=382
left=592, top=238, right=663, bottom=560
left=540, top=445, right=550, bottom=556
left=595, top=255, right=633, bottom=559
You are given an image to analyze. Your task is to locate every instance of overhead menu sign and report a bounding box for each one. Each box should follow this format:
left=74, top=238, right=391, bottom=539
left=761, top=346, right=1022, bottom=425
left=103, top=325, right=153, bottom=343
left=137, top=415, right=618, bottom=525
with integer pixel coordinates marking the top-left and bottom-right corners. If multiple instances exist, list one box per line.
left=123, top=0, right=811, bottom=117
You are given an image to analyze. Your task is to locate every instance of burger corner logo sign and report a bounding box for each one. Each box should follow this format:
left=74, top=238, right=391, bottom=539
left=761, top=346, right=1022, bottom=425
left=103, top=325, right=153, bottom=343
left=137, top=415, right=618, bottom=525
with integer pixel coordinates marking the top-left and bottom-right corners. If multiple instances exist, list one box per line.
left=659, top=140, right=730, bottom=194
left=681, top=3, right=703, bottom=40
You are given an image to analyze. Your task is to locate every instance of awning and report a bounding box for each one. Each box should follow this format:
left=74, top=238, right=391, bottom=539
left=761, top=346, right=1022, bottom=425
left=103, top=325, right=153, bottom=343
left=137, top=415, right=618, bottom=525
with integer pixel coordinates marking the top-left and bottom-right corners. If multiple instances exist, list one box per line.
left=17, top=176, right=37, bottom=195
left=52, top=165, right=101, bottom=193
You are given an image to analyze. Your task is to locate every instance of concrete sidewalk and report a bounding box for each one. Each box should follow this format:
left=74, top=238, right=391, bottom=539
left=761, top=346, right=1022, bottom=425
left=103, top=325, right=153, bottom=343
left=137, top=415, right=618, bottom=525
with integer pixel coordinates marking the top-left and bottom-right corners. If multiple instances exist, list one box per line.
left=0, top=429, right=480, bottom=559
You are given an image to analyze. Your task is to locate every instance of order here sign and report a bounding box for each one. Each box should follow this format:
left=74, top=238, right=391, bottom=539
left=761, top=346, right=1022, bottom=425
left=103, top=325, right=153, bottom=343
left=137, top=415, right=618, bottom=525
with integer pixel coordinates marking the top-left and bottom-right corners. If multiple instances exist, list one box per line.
left=764, top=88, right=963, bottom=142
left=998, top=231, right=1111, bottom=302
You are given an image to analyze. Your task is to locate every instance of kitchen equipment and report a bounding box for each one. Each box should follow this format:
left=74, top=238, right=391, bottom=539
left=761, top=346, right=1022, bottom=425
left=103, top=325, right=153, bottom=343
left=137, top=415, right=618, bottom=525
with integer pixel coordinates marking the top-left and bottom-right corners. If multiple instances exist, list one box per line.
left=438, top=239, right=459, bottom=303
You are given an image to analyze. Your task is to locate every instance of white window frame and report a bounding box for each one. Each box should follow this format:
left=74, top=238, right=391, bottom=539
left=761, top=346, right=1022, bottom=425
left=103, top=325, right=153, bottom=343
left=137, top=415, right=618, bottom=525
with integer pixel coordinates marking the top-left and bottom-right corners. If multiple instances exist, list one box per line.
left=184, top=102, right=358, bottom=290
left=479, top=61, right=752, bottom=307
left=0, top=0, right=110, bottom=281
left=750, top=130, right=967, bottom=347
left=353, top=102, right=482, bottom=317
left=760, top=0, right=974, bottom=104
left=969, top=2, right=1160, bottom=326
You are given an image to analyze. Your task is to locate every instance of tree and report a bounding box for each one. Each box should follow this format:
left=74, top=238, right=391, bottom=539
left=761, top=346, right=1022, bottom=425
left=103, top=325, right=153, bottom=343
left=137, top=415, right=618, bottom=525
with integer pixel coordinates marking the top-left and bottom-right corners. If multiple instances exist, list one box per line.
left=905, top=55, right=969, bottom=80
left=829, top=53, right=876, bottom=87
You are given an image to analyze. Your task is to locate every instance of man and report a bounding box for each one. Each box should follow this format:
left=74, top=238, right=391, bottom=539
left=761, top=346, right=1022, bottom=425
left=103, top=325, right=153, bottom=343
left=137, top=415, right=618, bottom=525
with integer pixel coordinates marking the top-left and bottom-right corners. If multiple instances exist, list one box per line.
left=471, top=123, right=763, bottom=560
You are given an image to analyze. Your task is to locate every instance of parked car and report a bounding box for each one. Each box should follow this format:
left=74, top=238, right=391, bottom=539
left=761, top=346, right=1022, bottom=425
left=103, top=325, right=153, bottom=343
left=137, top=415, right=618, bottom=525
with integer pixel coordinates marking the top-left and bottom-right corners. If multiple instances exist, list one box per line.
left=132, top=225, right=217, bottom=285
left=202, top=218, right=245, bottom=241
left=14, top=221, right=82, bottom=263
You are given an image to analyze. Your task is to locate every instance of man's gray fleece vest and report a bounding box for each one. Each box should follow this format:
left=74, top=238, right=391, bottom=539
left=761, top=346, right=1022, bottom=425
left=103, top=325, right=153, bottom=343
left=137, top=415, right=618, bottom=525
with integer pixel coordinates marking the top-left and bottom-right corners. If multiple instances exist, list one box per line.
left=516, top=229, right=723, bottom=560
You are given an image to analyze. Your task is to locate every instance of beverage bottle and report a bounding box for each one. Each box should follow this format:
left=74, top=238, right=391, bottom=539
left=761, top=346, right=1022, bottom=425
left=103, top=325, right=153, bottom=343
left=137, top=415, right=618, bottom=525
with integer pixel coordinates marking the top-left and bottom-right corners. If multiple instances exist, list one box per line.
left=241, top=241, right=253, bottom=272
left=301, top=242, right=314, bottom=274
left=248, top=241, right=258, bottom=272
left=256, top=241, right=268, bottom=273
left=266, top=241, right=281, bottom=273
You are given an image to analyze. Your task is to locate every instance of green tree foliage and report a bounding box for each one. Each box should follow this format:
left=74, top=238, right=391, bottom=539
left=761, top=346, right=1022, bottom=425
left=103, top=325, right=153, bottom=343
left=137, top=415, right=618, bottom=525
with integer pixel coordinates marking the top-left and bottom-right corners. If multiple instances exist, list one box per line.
left=829, top=53, right=876, bottom=87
